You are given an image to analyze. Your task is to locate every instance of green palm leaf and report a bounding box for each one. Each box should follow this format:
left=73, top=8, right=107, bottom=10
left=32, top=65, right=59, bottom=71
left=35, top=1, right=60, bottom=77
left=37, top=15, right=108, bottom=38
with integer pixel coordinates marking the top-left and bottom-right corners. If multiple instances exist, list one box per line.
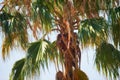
left=0, top=12, right=28, bottom=60
left=78, top=17, right=108, bottom=47
left=95, top=41, right=120, bottom=79
left=25, top=39, right=49, bottom=76
left=10, top=58, right=25, bottom=80
left=10, top=39, right=50, bottom=80
left=22, top=39, right=60, bottom=79
left=109, top=6, right=120, bottom=47
left=45, top=41, right=60, bottom=61
left=31, top=0, right=54, bottom=32
left=0, top=0, right=120, bottom=80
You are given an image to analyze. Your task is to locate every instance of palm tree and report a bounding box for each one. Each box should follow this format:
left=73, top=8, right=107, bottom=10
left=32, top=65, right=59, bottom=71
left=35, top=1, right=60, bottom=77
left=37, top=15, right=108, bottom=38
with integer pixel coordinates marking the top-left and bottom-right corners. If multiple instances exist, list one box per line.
left=0, top=0, right=120, bottom=80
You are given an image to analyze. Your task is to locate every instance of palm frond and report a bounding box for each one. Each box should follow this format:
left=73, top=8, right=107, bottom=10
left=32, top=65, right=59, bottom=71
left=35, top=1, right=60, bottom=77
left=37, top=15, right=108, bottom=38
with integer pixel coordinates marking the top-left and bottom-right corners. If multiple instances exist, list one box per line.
left=73, top=0, right=119, bottom=18
left=109, top=6, right=120, bottom=47
left=10, top=39, right=49, bottom=80
left=31, top=0, right=54, bottom=33
left=95, top=41, right=120, bottom=79
left=23, top=39, right=60, bottom=78
left=10, top=58, right=25, bottom=80
left=25, top=39, right=48, bottom=76
left=45, top=41, right=60, bottom=61
left=0, top=11, right=13, bottom=21
left=2, top=34, right=15, bottom=60
left=1, top=1, right=120, bottom=80
left=45, top=40, right=62, bottom=70
left=78, top=17, right=109, bottom=47
left=0, top=11, right=28, bottom=59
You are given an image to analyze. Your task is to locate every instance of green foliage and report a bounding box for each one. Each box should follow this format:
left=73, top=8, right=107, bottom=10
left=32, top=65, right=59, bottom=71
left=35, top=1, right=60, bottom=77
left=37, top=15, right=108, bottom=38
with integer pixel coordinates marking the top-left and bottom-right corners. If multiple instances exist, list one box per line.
left=0, top=12, right=13, bottom=21
left=0, top=11, right=28, bottom=59
left=26, top=39, right=49, bottom=73
left=78, top=18, right=108, bottom=47
left=31, top=0, right=53, bottom=31
left=10, top=39, right=61, bottom=80
left=10, top=58, right=25, bottom=80
left=45, top=41, right=58, bottom=60
left=0, top=0, right=120, bottom=80
left=109, top=6, right=120, bottom=47
left=95, top=42, right=120, bottom=79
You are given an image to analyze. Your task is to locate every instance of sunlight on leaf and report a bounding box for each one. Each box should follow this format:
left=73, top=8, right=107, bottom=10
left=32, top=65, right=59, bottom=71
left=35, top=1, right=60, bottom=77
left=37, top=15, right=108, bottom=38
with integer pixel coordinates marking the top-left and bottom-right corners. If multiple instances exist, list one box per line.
left=19, top=39, right=61, bottom=79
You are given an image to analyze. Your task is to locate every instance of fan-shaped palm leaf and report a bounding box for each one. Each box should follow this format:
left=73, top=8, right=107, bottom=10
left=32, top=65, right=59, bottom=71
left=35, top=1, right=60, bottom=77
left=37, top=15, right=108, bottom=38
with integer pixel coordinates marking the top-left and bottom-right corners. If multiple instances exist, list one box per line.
left=95, top=41, right=120, bottom=79
left=24, top=39, right=49, bottom=77
left=0, top=0, right=120, bottom=80
left=78, top=17, right=109, bottom=47
left=0, top=11, right=28, bottom=60
left=31, top=0, right=54, bottom=32
left=10, top=39, right=61, bottom=80
left=0, top=0, right=55, bottom=59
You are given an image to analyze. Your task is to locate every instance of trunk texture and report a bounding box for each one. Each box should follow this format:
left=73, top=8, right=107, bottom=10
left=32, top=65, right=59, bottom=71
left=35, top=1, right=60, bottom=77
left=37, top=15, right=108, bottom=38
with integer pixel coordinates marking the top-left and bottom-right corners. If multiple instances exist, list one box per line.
left=56, top=0, right=81, bottom=80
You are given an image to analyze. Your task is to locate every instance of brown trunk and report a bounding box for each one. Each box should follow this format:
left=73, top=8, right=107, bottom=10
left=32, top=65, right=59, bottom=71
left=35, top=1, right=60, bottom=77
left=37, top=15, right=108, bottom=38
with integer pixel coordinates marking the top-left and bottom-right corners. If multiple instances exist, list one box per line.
left=56, top=1, right=81, bottom=80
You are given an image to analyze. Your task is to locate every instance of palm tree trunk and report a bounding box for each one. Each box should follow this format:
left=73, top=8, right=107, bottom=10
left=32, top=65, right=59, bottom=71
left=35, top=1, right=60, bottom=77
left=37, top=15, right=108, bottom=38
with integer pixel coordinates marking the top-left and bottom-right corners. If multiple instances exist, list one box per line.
left=56, top=0, right=81, bottom=80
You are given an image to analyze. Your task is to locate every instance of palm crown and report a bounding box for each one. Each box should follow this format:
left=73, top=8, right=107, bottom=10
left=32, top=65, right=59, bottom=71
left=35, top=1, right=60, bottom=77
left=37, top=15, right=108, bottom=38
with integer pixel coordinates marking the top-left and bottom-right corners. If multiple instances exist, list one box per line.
left=0, top=0, right=120, bottom=80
